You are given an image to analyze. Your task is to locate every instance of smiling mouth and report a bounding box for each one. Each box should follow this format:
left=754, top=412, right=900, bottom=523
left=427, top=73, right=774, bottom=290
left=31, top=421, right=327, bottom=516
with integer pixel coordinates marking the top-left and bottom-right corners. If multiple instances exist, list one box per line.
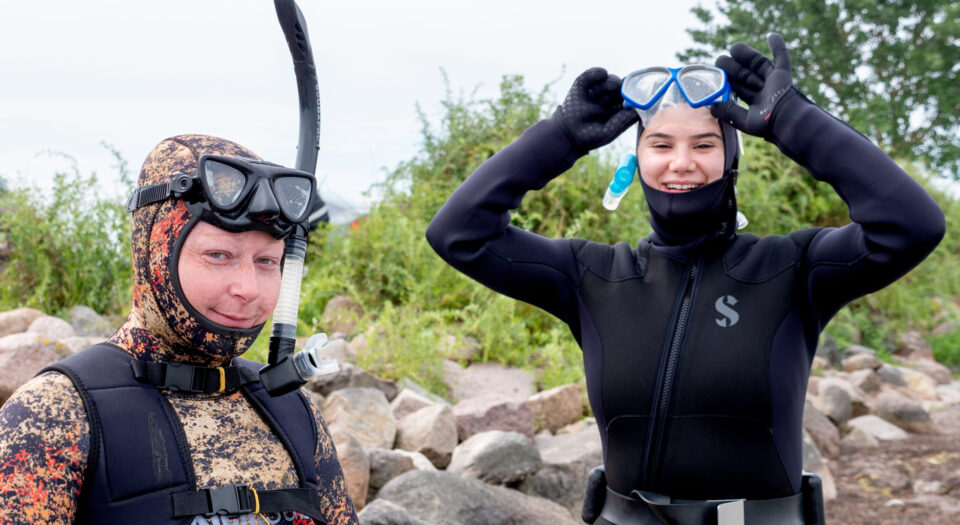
left=663, top=183, right=704, bottom=192
left=210, top=310, right=257, bottom=328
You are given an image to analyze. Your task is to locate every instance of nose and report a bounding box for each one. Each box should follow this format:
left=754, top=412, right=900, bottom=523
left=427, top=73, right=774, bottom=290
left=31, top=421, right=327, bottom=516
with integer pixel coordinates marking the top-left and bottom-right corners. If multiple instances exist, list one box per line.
left=669, top=148, right=696, bottom=173
left=246, top=179, right=281, bottom=222
left=226, top=258, right=260, bottom=302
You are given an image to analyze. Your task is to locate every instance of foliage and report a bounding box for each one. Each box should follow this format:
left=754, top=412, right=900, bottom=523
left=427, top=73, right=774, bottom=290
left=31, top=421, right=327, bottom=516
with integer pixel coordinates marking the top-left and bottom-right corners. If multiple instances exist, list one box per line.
left=0, top=149, right=133, bottom=316
left=929, top=330, right=960, bottom=372
left=679, top=0, right=960, bottom=178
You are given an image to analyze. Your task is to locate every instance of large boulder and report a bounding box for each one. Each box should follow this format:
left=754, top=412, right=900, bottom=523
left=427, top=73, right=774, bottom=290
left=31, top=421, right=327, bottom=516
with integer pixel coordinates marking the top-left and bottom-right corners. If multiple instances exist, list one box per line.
left=394, top=404, right=458, bottom=469
left=376, top=470, right=579, bottom=525
left=367, top=448, right=417, bottom=503
left=446, top=361, right=535, bottom=402
left=839, top=426, right=879, bottom=454
left=309, top=362, right=398, bottom=402
left=936, top=382, right=960, bottom=405
left=894, top=366, right=939, bottom=400
left=896, top=331, right=934, bottom=361
left=0, top=332, right=72, bottom=404
left=0, top=307, right=45, bottom=338
left=391, top=450, right=438, bottom=472
left=391, top=388, right=442, bottom=421
left=358, top=499, right=429, bottom=525
left=447, top=431, right=542, bottom=485
left=842, top=353, right=883, bottom=372
left=453, top=394, right=535, bottom=441
left=332, top=432, right=370, bottom=511
left=845, top=415, right=909, bottom=441
left=871, top=391, right=937, bottom=434
left=905, top=359, right=953, bottom=386
left=812, top=378, right=853, bottom=426
left=323, top=387, right=397, bottom=449
left=521, top=424, right=603, bottom=515
left=802, top=402, right=840, bottom=459
left=524, top=384, right=583, bottom=434
left=61, top=336, right=108, bottom=354
left=847, top=369, right=880, bottom=393
left=27, top=315, right=75, bottom=340
left=68, top=305, right=114, bottom=338
left=801, top=430, right=837, bottom=501
left=322, top=295, right=364, bottom=335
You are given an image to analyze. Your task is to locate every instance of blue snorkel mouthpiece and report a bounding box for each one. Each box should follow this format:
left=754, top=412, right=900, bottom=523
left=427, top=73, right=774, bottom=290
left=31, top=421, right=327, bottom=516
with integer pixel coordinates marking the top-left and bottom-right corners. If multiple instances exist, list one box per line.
left=603, top=153, right=638, bottom=211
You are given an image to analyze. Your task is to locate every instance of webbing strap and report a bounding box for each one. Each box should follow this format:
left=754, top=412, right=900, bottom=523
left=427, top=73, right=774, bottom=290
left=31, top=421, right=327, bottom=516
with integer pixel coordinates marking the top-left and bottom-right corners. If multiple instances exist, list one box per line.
left=171, top=485, right=325, bottom=522
left=130, top=360, right=259, bottom=394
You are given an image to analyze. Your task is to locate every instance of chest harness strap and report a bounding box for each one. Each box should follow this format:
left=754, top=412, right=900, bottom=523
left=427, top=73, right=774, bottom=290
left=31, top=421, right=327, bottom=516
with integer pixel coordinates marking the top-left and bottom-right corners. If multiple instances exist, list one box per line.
left=130, top=360, right=258, bottom=393
left=171, top=484, right=326, bottom=522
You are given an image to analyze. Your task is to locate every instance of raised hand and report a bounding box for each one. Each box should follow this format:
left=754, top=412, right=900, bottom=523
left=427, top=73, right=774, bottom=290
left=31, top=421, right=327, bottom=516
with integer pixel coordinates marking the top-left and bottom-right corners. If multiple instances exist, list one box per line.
left=553, top=67, right=639, bottom=152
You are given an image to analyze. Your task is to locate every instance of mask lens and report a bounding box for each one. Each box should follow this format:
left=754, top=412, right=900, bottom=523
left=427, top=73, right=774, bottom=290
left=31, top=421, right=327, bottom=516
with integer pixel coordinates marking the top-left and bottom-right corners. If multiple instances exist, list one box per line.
left=677, top=67, right=725, bottom=105
left=624, top=69, right=671, bottom=107
left=274, top=176, right=313, bottom=220
left=203, top=160, right=247, bottom=208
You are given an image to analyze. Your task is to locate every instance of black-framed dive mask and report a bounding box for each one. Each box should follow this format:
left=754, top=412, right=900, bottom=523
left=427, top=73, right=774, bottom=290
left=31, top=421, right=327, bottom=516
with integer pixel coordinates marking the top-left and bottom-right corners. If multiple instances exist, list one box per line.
left=126, top=154, right=316, bottom=239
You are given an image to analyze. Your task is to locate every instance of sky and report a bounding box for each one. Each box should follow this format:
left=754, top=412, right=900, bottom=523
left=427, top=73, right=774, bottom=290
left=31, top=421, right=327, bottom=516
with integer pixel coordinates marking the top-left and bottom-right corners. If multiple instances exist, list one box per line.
left=0, top=0, right=709, bottom=214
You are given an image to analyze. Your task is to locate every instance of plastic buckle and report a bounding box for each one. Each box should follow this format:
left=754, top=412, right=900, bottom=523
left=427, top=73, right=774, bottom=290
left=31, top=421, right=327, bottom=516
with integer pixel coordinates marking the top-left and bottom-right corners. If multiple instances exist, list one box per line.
left=716, top=499, right=745, bottom=525
left=205, top=484, right=253, bottom=516
left=163, top=362, right=201, bottom=392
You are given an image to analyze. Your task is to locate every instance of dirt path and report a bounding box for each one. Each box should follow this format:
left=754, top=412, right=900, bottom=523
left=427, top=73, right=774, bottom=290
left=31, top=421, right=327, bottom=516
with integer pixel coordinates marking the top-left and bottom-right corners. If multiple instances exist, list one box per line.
left=825, top=405, right=960, bottom=524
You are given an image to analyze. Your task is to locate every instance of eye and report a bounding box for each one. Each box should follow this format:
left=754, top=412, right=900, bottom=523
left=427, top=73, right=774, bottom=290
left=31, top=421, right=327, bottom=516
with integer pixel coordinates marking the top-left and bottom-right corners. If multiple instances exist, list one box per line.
left=206, top=251, right=229, bottom=260
left=256, top=256, right=280, bottom=267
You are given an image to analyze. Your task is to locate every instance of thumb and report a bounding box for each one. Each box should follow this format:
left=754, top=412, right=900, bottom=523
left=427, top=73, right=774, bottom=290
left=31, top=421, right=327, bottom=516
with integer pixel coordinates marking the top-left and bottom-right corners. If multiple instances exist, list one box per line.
left=710, top=101, right=749, bottom=130
left=603, top=108, right=640, bottom=140
left=768, top=33, right=791, bottom=73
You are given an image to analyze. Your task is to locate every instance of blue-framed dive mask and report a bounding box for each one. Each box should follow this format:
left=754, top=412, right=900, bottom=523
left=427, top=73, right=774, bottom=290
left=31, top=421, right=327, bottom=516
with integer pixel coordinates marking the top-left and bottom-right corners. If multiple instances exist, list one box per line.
left=621, top=65, right=731, bottom=110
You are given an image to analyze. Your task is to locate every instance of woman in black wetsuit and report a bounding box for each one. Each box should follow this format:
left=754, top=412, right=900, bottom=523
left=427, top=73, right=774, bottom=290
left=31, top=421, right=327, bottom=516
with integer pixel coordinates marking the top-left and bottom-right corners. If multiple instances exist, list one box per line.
left=426, top=35, right=944, bottom=524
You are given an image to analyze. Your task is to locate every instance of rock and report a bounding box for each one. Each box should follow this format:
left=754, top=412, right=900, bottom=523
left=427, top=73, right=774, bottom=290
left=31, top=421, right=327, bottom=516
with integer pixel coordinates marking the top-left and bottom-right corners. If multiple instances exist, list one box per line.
left=896, top=331, right=934, bottom=361
left=322, top=337, right=357, bottom=365
left=391, top=450, right=438, bottom=471
left=877, top=365, right=908, bottom=387
left=906, top=359, right=953, bottom=386
left=812, top=378, right=853, bottom=426
left=367, top=448, right=416, bottom=502
left=27, top=315, right=75, bottom=340
left=0, top=307, right=45, bottom=338
left=522, top=425, right=603, bottom=515
left=0, top=332, right=72, bottom=404
left=60, top=336, right=107, bottom=354
left=308, top=362, right=398, bottom=401
left=842, top=353, right=882, bottom=372
left=872, top=391, right=937, bottom=434
left=396, top=378, right=449, bottom=405
left=845, top=415, right=909, bottom=441
left=936, top=382, right=960, bottom=405
left=801, top=430, right=837, bottom=501
left=802, top=402, right=840, bottom=458
left=447, top=431, right=542, bottom=485
left=391, top=388, right=441, bottom=421
left=815, top=334, right=840, bottom=367
left=525, top=384, right=582, bottom=433
left=839, top=344, right=876, bottom=360
left=446, top=361, right=535, bottom=402
left=67, top=305, right=113, bottom=338
left=811, top=356, right=830, bottom=373
left=895, top=366, right=939, bottom=400
left=304, top=389, right=326, bottom=411
left=847, top=369, right=880, bottom=393
left=912, top=480, right=947, bottom=495
left=323, top=387, right=397, bottom=449
left=395, top=404, right=458, bottom=469
left=839, top=426, right=879, bottom=453
left=453, top=394, right=535, bottom=441
left=376, top=470, right=579, bottom=525
left=438, top=334, right=482, bottom=362
left=322, top=295, right=364, bottom=335
left=931, top=322, right=960, bottom=336
left=357, top=499, right=429, bottom=525
left=332, top=432, right=370, bottom=511
left=556, top=417, right=597, bottom=435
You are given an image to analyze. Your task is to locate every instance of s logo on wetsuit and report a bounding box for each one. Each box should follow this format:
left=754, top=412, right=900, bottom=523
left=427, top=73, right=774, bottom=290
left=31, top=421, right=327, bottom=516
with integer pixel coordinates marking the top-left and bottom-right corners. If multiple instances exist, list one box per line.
left=715, top=295, right=740, bottom=327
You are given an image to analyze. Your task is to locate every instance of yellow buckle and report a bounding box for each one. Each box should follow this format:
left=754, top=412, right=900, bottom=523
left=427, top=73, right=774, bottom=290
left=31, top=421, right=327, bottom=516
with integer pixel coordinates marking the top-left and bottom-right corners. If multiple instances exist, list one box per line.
left=216, top=367, right=226, bottom=393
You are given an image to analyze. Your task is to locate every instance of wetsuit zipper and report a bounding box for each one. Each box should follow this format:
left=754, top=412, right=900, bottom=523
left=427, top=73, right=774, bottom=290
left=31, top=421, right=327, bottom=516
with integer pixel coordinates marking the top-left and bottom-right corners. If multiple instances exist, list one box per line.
left=643, top=262, right=699, bottom=487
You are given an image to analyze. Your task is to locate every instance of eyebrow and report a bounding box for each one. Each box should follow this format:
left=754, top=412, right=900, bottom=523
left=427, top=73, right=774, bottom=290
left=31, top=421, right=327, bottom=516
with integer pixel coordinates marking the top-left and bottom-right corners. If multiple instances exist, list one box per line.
left=643, top=131, right=723, bottom=141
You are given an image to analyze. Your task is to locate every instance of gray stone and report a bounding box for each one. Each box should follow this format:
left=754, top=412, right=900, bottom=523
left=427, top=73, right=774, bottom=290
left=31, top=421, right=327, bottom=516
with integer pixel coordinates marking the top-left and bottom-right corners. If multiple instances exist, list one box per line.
left=453, top=394, right=535, bottom=441
left=323, top=337, right=357, bottom=365
left=446, top=361, right=535, bottom=402
left=847, top=369, right=880, bottom=393
left=332, top=432, right=370, bottom=511
left=395, top=404, right=458, bottom=469
left=309, top=362, right=398, bottom=401
left=846, top=415, right=909, bottom=441
left=872, top=391, right=937, bottom=434
left=304, top=389, right=326, bottom=411
left=800, top=430, right=837, bottom=501
left=391, top=450, right=438, bottom=472
left=556, top=417, right=597, bottom=435
left=358, top=499, right=429, bottom=525
left=896, top=331, right=934, bottom=361
left=367, top=448, right=417, bottom=502
left=815, top=333, right=840, bottom=367
left=322, top=295, right=364, bottom=335
left=438, top=334, right=482, bottom=362
left=839, top=426, right=879, bottom=454
left=0, top=307, right=45, bottom=338
left=802, top=402, right=840, bottom=458
left=936, top=382, right=960, bottom=405
left=376, top=470, right=579, bottom=525
left=447, top=430, right=542, bottom=485
left=525, top=384, right=583, bottom=434
left=27, top=315, right=75, bottom=340
left=912, top=480, right=948, bottom=495
left=522, top=425, right=604, bottom=515
left=812, top=378, right=853, bottom=426
left=907, top=359, right=953, bottom=385
left=60, top=336, right=107, bottom=354
left=391, top=388, right=441, bottom=421
left=895, top=366, right=939, bottom=400
left=395, top=378, right=449, bottom=405
left=0, top=332, right=72, bottom=404
left=67, top=305, right=113, bottom=338
left=839, top=344, right=876, bottom=360
left=842, top=353, right=883, bottom=372
left=877, top=365, right=908, bottom=387
left=324, top=387, right=397, bottom=449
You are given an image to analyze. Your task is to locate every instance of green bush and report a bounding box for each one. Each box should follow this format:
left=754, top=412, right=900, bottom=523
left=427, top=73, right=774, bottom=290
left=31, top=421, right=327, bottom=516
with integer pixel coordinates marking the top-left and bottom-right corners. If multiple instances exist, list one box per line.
left=0, top=149, right=133, bottom=317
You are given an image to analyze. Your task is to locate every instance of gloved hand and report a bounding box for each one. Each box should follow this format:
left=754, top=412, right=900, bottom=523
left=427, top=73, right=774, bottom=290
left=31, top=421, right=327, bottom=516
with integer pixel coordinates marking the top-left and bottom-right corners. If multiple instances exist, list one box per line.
left=710, top=33, right=802, bottom=139
left=553, top=67, right=639, bottom=152
left=581, top=464, right=607, bottom=523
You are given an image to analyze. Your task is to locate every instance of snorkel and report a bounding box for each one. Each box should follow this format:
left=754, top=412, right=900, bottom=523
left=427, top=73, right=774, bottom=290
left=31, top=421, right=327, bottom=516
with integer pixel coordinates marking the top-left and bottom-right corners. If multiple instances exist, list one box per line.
left=259, top=0, right=339, bottom=396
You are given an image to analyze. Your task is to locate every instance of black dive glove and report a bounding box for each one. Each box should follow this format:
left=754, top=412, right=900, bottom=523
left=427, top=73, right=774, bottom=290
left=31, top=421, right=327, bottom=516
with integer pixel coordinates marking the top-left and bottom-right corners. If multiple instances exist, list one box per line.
left=710, top=34, right=802, bottom=139
left=553, top=67, right=639, bottom=152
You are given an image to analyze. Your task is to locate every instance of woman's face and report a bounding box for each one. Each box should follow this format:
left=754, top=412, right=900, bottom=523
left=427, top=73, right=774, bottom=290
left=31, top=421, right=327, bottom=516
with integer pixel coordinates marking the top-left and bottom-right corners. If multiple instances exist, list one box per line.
left=178, top=221, right=284, bottom=329
left=637, top=104, right=725, bottom=192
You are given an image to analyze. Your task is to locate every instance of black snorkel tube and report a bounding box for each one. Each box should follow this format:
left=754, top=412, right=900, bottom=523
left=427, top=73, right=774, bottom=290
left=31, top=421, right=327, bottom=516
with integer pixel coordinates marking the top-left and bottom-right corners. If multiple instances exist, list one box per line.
left=260, top=0, right=337, bottom=396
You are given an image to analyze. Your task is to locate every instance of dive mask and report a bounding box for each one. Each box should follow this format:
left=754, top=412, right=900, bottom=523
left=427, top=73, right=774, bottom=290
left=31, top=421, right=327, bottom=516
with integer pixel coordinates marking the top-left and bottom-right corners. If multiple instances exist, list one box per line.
left=621, top=65, right=731, bottom=110
left=126, top=154, right=315, bottom=239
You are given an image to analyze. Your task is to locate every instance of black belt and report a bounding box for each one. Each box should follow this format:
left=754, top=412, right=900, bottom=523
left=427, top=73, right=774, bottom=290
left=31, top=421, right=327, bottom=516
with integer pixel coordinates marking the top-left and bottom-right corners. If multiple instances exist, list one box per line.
left=600, top=486, right=805, bottom=525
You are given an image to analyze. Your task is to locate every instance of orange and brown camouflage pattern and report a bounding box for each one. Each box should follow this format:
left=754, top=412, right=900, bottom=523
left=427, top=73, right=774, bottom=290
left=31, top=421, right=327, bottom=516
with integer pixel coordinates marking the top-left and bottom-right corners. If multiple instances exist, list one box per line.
left=0, top=135, right=358, bottom=524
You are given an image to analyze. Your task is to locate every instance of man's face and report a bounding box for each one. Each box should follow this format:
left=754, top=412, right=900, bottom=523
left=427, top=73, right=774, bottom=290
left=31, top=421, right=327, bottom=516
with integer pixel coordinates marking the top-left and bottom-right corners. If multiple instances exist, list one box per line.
left=637, top=104, right=725, bottom=192
left=178, top=221, right=284, bottom=329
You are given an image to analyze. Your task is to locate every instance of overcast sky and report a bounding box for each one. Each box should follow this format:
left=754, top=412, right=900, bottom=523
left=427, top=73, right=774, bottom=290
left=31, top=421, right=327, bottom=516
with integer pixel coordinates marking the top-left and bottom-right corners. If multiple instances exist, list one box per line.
left=1, top=0, right=709, bottom=209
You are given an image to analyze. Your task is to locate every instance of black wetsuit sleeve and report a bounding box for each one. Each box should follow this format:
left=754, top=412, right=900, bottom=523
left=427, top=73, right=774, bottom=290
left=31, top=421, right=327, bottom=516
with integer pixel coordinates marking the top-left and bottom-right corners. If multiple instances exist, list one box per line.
left=770, top=95, right=946, bottom=325
left=426, top=117, right=586, bottom=332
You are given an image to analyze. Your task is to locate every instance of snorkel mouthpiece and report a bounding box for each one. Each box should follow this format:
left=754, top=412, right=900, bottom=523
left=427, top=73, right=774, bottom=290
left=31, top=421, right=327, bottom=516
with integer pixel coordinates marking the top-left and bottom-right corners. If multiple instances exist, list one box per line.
left=603, top=153, right=638, bottom=211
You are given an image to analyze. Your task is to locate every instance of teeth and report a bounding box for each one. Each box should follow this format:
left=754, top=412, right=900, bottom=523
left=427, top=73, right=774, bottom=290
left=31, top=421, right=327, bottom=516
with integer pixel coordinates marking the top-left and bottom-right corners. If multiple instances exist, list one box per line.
left=665, top=184, right=701, bottom=190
